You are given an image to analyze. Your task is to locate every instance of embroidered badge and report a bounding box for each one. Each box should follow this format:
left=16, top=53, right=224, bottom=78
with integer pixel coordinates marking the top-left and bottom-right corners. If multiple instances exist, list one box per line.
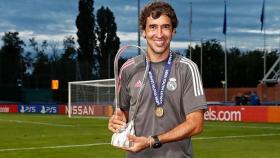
left=167, top=78, right=177, bottom=91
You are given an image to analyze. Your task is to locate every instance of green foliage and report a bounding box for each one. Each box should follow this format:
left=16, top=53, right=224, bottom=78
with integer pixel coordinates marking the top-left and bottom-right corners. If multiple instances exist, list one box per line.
left=0, top=32, right=25, bottom=101
left=189, top=39, right=278, bottom=87
left=27, top=38, right=51, bottom=89
left=228, top=49, right=264, bottom=87
left=62, top=36, right=76, bottom=60
left=191, top=39, right=225, bottom=87
left=76, top=0, right=97, bottom=80
left=96, top=6, right=120, bottom=79
left=51, top=36, right=77, bottom=102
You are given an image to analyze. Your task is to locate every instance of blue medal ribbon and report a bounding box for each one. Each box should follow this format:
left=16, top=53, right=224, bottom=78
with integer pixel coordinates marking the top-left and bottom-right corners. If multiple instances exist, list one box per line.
left=147, top=52, right=173, bottom=107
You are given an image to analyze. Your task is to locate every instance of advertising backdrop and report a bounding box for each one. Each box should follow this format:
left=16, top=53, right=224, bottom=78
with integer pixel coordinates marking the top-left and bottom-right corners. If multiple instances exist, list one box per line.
left=205, top=106, right=280, bottom=123
left=1, top=103, right=279, bottom=122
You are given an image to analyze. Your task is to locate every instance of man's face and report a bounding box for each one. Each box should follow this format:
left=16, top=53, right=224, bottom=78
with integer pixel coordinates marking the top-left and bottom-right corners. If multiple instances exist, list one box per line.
left=143, top=15, right=175, bottom=55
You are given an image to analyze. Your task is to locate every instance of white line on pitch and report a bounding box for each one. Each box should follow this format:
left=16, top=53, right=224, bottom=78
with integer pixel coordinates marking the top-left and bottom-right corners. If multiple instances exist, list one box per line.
left=1, top=133, right=280, bottom=152
left=0, top=143, right=110, bottom=152
left=0, top=118, right=74, bottom=127
left=193, top=133, right=280, bottom=140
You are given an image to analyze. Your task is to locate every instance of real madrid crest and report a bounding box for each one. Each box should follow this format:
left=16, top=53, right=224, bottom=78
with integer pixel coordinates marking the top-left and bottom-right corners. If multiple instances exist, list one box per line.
left=167, top=78, right=177, bottom=91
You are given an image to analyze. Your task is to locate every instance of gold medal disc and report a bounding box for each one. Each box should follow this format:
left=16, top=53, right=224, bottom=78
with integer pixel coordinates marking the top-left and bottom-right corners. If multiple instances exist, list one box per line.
left=155, top=107, right=164, bottom=117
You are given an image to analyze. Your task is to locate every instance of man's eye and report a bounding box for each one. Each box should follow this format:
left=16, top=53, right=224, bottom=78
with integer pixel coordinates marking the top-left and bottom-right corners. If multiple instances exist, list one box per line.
left=162, top=25, right=171, bottom=30
left=150, top=25, right=157, bottom=30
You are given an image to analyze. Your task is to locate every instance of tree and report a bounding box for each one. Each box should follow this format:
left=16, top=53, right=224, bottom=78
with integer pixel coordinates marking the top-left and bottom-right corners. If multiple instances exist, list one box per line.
left=62, top=36, right=76, bottom=60
left=76, top=0, right=97, bottom=80
left=96, top=6, right=120, bottom=79
left=241, top=50, right=264, bottom=87
left=28, top=38, right=50, bottom=88
left=0, top=32, right=25, bottom=101
left=190, top=39, right=224, bottom=87
left=227, top=47, right=244, bottom=87
left=49, top=40, right=60, bottom=63
left=53, top=36, right=77, bottom=102
left=187, top=40, right=279, bottom=87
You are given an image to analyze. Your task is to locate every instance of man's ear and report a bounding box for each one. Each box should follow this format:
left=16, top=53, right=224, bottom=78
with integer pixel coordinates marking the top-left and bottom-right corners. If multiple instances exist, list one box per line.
left=172, top=29, right=176, bottom=35
left=143, top=30, right=146, bottom=38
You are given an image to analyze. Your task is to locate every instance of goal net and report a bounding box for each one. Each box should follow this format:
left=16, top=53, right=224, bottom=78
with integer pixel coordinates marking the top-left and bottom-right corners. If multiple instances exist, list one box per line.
left=68, top=78, right=115, bottom=117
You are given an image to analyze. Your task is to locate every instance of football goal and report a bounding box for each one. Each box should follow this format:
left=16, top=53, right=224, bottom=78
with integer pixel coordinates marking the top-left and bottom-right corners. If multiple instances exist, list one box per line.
left=68, top=78, right=115, bottom=117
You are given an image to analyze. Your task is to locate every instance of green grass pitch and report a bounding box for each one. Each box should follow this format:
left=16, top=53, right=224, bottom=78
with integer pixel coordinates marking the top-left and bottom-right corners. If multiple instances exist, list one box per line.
left=0, top=113, right=279, bottom=158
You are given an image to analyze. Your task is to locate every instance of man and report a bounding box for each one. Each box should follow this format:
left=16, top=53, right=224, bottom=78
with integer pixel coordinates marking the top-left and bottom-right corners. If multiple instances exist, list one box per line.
left=108, top=1, right=207, bottom=157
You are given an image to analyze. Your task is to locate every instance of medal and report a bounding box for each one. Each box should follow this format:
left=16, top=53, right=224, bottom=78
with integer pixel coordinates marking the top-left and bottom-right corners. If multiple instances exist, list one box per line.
left=147, top=52, right=173, bottom=118
left=155, top=107, right=164, bottom=117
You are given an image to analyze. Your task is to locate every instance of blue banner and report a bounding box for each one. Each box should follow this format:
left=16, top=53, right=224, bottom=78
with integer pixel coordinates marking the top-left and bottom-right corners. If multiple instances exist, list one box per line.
left=18, top=104, right=58, bottom=114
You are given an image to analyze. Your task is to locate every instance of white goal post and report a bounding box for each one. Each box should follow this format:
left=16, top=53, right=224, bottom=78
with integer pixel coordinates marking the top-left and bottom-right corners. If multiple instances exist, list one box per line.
left=68, top=78, right=115, bottom=117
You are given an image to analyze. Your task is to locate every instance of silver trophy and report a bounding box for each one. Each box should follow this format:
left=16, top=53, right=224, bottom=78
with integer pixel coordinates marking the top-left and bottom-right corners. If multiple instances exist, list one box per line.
left=111, top=45, right=150, bottom=148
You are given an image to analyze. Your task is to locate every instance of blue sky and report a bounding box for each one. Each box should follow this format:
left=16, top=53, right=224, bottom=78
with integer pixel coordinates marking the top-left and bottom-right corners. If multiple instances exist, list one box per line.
left=1, top=0, right=280, bottom=52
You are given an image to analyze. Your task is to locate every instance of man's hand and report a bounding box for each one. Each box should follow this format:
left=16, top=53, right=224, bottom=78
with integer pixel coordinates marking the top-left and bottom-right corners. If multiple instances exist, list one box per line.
left=120, top=135, right=151, bottom=153
left=108, top=108, right=127, bottom=133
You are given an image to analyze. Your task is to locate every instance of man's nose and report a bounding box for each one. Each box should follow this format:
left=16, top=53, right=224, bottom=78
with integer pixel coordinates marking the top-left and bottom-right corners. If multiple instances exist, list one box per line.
left=155, top=27, right=163, bottom=37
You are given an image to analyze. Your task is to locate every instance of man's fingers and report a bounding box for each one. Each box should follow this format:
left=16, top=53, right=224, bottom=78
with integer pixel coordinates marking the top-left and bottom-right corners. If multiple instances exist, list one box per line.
left=112, top=115, right=126, bottom=125
left=114, top=108, right=127, bottom=123
left=119, top=146, right=137, bottom=153
left=111, top=123, right=125, bottom=131
left=115, top=108, right=125, bottom=117
left=111, top=115, right=126, bottom=128
left=108, top=122, right=124, bottom=133
left=108, top=125, right=118, bottom=133
left=118, top=147, right=132, bottom=152
left=108, top=115, right=126, bottom=133
left=127, top=134, right=136, bottom=141
left=108, top=117, right=116, bottom=132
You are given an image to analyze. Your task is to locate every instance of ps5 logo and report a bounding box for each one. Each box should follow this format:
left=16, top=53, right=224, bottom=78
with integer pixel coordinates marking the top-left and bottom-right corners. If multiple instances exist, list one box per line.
left=40, top=105, right=57, bottom=114
left=20, top=105, right=36, bottom=113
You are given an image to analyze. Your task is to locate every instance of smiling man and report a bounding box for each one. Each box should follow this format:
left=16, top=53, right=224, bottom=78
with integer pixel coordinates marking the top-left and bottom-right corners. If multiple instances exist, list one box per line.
left=108, top=1, right=207, bottom=158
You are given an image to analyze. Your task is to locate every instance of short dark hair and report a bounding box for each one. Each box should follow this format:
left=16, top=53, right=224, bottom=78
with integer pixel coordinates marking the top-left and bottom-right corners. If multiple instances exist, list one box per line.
left=140, top=1, right=178, bottom=30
